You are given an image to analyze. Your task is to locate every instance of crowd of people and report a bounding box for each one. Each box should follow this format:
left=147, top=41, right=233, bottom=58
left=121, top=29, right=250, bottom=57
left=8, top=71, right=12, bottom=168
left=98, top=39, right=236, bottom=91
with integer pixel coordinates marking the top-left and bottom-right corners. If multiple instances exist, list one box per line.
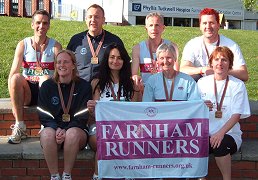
left=7, top=4, right=250, bottom=180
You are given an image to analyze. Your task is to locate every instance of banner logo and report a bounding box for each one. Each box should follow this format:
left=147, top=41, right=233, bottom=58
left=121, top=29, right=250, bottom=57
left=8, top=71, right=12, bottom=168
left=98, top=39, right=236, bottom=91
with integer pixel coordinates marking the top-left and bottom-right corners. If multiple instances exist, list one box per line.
left=144, top=107, right=158, bottom=117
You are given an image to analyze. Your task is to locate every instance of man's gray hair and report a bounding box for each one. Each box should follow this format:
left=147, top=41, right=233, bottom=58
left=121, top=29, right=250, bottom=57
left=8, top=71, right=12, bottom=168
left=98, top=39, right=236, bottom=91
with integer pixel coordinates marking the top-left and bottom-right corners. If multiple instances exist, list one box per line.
left=145, top=12, right=164, bottom=25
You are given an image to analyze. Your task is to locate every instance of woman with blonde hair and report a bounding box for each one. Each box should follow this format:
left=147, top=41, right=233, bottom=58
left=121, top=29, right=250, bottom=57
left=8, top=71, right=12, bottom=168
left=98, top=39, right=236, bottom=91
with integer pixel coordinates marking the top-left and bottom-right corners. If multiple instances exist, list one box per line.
left=38, top=49, right=92, bottom=180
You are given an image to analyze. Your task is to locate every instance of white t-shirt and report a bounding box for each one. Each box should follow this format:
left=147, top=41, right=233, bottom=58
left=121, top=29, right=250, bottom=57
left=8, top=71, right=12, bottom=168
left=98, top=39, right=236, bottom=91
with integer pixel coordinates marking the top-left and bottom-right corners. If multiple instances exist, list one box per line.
left=182, top=35, right=246, bottom=68
left=100, top=83, right=126, bottom=101
left=197, top=75, right=250, bottom=150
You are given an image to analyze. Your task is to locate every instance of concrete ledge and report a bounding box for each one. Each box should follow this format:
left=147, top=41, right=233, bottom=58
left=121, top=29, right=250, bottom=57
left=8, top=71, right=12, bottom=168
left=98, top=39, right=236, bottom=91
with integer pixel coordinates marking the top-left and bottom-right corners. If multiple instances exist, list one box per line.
left=0, top=136, right=257, bottom=162
left=0, top=98, right=37, bottom=114
left=0, top=136, right=95, bottom=160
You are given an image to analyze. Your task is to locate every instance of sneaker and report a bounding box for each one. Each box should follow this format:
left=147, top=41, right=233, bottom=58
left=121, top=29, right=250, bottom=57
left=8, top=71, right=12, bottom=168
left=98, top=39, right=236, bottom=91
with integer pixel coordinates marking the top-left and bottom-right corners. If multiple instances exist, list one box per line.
left=51, top=175, right=61, bottom=180
left=62, top=174, right=72, bottom=180
left=92, top=173, right=100, bottom=180
left=8, top=124, right=27, bottom=144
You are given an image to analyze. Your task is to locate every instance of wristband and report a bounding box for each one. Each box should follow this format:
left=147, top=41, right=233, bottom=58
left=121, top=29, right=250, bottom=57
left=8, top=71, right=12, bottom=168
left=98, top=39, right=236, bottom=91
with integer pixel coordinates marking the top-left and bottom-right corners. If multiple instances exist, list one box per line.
left=200, top=67, right=203, bottom=75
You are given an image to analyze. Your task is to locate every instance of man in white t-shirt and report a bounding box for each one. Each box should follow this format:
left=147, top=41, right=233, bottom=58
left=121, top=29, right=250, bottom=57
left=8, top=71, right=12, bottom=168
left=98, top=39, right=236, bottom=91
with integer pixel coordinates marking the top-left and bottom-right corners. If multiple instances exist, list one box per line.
left=180, top=8, right=248, bottom=82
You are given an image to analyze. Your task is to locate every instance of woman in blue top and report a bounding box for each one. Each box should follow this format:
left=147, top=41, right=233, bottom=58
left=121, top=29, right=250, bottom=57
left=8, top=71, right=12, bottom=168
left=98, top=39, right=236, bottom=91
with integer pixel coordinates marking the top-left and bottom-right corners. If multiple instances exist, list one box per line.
left=143, top=43, right=200, bottom=102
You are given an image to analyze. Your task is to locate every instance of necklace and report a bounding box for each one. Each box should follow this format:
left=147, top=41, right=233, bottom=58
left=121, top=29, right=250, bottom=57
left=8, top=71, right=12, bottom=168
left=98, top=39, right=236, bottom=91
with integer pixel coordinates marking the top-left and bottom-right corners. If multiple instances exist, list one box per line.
left=33, top=36, right=48, bottom=74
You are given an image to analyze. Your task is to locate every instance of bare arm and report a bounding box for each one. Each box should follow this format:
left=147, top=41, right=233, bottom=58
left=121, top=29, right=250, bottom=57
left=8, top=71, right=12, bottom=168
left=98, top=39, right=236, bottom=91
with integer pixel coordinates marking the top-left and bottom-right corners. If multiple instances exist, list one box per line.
left=131, top=44, right=143, bottom=86
left=132, top=44, right=140, bottom=76
left=171, top=42, right=180, bottom=71
left=8, top=40, right=25, bottom=92
left=180, top=59, right=248, bottom=81
left=53, top=41, right=62, bottom=56
left=229, top=65, right=248, bottom=82
left=210, top=114, right=241, bottom=149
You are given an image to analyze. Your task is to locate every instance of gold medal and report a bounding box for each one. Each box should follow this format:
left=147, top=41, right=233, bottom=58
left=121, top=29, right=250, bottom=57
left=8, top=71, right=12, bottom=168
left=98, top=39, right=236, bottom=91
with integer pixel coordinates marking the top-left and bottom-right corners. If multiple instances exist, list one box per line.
left=62, top=113, right=70, bottom=122
left=215, top=110, right=222, bottom=118
left=35, top=66, right=43, bottom=74
left=91, top=57, right=99, bottom=64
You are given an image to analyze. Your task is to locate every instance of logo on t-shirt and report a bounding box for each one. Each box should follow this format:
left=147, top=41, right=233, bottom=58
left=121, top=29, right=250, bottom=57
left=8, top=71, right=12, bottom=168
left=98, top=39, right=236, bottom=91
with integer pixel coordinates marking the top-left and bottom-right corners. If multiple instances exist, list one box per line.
left=51, top=96, right=59, bottom=105
left=80, top=48, right=87, bottom=55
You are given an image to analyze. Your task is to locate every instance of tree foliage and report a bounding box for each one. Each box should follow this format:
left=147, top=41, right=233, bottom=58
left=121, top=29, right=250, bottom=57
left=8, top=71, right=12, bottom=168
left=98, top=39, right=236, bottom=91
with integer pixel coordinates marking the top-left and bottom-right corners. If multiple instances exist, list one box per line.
left=242, top=0, right=258, bottom=12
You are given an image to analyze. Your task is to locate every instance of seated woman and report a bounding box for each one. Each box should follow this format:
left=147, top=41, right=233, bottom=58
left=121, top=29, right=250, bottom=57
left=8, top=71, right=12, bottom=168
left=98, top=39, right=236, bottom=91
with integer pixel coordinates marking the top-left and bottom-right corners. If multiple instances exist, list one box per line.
left=38, top=49, right=92, bottom=180
left=143, top=43, right=200, bottom=102
left=86, top=43, right=142, bottom=180
left=197, top=46, right=250, bottom=180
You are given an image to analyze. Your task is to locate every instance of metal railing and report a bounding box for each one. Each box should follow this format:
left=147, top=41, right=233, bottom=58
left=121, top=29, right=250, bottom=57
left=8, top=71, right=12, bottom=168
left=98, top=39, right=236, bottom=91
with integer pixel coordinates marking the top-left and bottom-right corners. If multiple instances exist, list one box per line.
left=52, top=2, right=85, bottom=21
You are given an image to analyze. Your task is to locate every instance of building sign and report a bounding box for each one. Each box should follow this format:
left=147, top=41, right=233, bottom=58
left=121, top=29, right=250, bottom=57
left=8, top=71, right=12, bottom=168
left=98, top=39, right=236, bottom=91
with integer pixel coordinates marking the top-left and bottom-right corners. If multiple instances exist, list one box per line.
left=96, top=101, right=209, bottom=179
left=131, top=3, right=242, bottom=17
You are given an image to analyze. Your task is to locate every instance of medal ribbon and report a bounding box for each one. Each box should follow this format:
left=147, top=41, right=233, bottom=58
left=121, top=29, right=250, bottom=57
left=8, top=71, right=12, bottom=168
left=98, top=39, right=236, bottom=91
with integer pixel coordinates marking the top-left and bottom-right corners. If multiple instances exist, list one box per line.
left=214, top=76, right=229, bottom=112
left=109, top=83, right=121, bottom=101
left=33, top=36, right=47, bottom=68
left=203, top=35, right=220, bottom=59
left=162, top=72, right=175, bottom=101
left=57, top=81, right=75, bottom=115
left=87, top=31, right=105, bottom=59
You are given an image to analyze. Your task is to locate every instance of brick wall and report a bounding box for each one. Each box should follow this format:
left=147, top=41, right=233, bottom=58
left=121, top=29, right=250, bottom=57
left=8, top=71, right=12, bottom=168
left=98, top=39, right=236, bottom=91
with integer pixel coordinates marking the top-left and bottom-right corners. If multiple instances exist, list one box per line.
left=0, top=159, right=94, bottom=180
left=208, top=157, right=258, bottom=179
left=0, top=159, right=257, bottom=179
left=0, top=111, right=40, bottom=137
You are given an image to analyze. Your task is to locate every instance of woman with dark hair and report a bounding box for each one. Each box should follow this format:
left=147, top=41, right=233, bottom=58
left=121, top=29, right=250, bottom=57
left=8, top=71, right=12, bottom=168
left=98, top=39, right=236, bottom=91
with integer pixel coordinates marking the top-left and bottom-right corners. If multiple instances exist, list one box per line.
left=38, top=49, right=92, bottom=180
left=197, top=46, right=250, bottom=180
left=87, top=43, right=142, bottom=180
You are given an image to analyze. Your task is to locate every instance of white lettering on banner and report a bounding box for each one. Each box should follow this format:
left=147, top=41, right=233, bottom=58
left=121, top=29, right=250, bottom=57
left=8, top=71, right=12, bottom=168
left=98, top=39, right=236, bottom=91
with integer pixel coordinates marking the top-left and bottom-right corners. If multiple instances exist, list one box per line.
left=138, top=3, right=242, bottom=17
left=105, top=139, right=200, bottom=157
left=96, top=101, right=209, bottom=178
left=102, top=123, right=202, bottom=139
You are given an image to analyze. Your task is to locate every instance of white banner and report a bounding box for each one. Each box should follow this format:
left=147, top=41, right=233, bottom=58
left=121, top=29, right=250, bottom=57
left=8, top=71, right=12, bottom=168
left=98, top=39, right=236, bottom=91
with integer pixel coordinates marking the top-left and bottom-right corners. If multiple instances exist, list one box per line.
left=96, top=100, right=209, bottom=179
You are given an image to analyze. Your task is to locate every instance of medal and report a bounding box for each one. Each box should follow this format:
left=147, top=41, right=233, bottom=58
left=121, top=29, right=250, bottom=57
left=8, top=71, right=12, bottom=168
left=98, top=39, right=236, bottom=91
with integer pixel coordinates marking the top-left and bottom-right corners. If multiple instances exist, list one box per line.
left=35, top=66, right=43, bottom=74
left=33, top=36, right=47, bottom=77
left=58, top=82, right=75, bottom=123
left=91, top=57, right=99, bottom=64
left=150, top=66, right=157, bottom=74
left=214, top=76, right=229, bottom=120
left=87, top=31, right=105, bottom=65
left=215, top=110, right=222, bottom=118
left=62, top=113, right=70, bottom=122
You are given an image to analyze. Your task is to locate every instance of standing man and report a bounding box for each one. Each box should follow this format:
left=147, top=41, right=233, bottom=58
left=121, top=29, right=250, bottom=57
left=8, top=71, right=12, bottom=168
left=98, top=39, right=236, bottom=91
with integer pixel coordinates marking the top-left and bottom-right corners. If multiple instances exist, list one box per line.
left=67, top=4, right=125, bottom=82
left=132, top=12, right=179, bottom=86
left=8, top=9, right=62, bottom=144
left=180, top=8, right=248, bottom=82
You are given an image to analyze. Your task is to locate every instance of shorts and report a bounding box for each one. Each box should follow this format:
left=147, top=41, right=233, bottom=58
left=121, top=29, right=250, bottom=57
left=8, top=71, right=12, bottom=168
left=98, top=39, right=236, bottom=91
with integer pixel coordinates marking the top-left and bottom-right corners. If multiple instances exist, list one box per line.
left=27, top=81, right=39, bottom=106
left=88, top=124, right=97, bottom=136
left=209, top=134, right=237, bottom=157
